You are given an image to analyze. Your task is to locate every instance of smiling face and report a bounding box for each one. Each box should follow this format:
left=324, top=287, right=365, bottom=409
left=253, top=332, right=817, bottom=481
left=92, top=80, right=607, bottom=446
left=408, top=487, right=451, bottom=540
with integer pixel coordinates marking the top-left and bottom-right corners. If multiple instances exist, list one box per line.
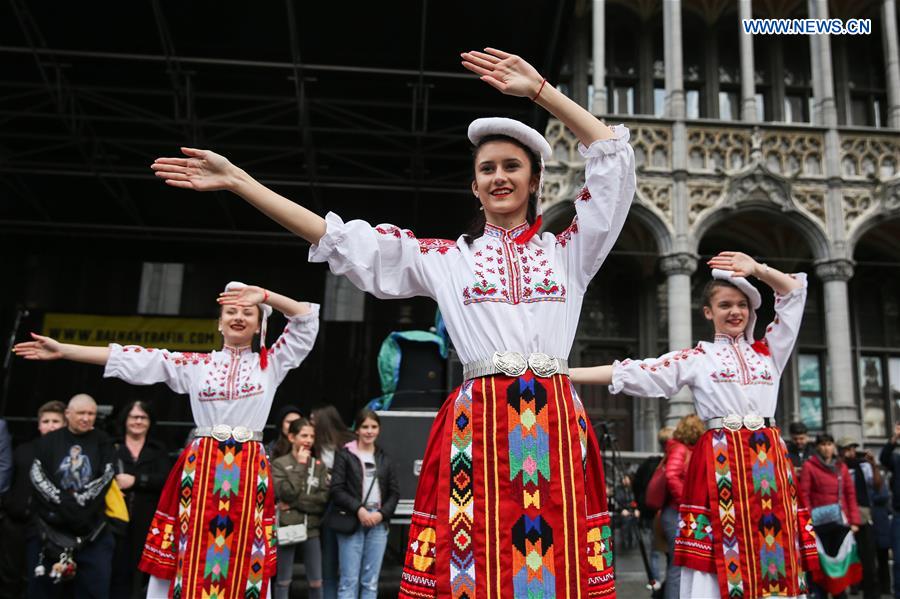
left=218, top=304, right=260, bottom=347
left=703, top=285, right=751, bottom=338
left=356, top=417, right=380, bottom=447
left=471, top=139, right=539, bottom=225
left=126, top=403, right=150, bottom=438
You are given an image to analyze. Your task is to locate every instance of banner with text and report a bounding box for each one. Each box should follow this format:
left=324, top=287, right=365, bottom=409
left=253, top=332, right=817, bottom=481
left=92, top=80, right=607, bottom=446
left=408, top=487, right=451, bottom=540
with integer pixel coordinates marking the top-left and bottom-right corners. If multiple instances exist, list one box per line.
left=43, top=313, right=219, bottom=351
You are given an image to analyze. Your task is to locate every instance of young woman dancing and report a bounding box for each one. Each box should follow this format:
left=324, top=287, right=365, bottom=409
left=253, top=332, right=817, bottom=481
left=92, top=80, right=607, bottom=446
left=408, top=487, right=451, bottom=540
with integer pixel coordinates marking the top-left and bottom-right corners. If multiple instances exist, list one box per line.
left=14, top=283, right=319, bottom=599
left=571, top=252, right=819, bottom=598
left=149, top=47, right=635, bottom=598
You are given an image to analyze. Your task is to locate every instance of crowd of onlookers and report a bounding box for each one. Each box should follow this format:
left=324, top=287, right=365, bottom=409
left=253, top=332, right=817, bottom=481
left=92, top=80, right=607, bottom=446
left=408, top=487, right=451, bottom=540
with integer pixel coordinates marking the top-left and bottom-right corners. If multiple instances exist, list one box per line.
left=624, top=418, right=900, bottom=599
left=0, top=395, right=398, bottom=599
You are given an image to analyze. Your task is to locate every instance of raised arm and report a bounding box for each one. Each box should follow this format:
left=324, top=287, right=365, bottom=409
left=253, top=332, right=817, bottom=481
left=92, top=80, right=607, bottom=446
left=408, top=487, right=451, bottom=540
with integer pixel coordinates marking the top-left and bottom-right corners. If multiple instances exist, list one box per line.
left=709, top=251, right=807, bottom=371
left=707, top=251, right=803, bottom=295
left=461, top=48, right=615, bottom=146
left=217, top=284, right=311, bottom=318
left=13, top=333, right=109, bottom=365
left=151, top=148, right=326, bottom=244
left=569, top=365, right=614, bottom=386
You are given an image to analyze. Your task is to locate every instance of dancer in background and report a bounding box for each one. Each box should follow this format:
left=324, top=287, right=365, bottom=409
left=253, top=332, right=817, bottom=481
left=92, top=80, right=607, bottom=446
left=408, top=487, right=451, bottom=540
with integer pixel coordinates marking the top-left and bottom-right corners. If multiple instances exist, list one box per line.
left=14, top=282, right=319, bottom=599
left=572, top=252, right=819, bottom=598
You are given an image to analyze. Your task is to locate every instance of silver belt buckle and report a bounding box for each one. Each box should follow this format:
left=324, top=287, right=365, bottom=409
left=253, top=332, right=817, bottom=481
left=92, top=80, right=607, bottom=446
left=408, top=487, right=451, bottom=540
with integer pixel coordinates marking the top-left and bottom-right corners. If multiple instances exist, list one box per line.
left=722, top=414, right=743, bottom=431
left=211, top=424, right=233, bottom=442
left=528, top=352, right=559, bottom=378
left=232, top=426, right=253, bottom=443
left=743, top=414, right=764, bottom=431
left=491, top=351, right=528, bottom=377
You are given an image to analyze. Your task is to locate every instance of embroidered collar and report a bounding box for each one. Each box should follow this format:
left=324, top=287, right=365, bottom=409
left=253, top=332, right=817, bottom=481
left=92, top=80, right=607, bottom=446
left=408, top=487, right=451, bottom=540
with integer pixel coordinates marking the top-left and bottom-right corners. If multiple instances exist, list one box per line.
left=713, top=333, right=745, bottom=345
left=223, top=344, right=253, bottom=356
left=483, top=221, right=530, bottom=240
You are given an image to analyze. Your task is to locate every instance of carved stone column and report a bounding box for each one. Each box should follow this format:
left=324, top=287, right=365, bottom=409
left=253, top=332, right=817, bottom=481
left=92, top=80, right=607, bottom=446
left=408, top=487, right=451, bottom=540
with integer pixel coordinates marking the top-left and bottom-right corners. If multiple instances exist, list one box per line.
left=592, top=0, right=607, bottom=114
left=815, top=259, right=862, bottom=440
left=883, top=0, right=900, bottom=127
left=738, top=0, right=758, bottom=122
left=663, top=0, right=685, bottom=119
left=660, top=252, right=698, bottom=424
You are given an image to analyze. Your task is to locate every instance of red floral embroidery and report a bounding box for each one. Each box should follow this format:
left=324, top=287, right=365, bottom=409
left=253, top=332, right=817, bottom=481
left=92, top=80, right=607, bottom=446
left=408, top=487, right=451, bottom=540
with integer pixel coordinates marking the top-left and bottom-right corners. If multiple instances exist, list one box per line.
left=375, top=225, right=402, bottom=238
left=577, top=187, right=591, bottom=202
left=556, top=218, right=580, bottom=247
left=418, top=238, right=457, bottom=254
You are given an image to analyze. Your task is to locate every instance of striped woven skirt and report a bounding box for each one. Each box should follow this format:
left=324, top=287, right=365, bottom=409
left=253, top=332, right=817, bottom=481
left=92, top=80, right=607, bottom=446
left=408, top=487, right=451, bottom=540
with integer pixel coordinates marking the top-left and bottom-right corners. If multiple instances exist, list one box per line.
left=398, top=373, right=616, bottom=599
left=674, top=427, right=819, bottom=598
left=139, top=436, right=277, bottom=599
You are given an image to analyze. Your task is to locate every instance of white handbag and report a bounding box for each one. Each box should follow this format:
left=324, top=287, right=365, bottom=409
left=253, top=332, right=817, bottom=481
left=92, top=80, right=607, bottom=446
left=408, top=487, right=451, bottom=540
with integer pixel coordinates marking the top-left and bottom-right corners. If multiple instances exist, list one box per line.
left=276, top=516, right=308, bottom=546
left=276, top=462, right=317, bottom=546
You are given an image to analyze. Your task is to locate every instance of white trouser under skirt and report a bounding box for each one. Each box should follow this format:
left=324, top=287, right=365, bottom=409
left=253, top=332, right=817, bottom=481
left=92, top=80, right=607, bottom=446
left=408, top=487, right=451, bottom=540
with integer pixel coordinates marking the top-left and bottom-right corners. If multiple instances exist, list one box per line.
left=679, top=567, right=809, bottom=599
left=146, top=575, right=169, bottom=599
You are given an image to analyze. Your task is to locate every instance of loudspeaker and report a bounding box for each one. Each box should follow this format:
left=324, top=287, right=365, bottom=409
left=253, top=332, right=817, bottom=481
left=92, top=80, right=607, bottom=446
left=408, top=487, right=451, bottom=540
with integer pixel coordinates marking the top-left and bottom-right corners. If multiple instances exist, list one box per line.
left=446, top=347, right=463, bottom=392
left=390, top=337, right=447, bottom=409
left=376, top=410, right=437, bottom=507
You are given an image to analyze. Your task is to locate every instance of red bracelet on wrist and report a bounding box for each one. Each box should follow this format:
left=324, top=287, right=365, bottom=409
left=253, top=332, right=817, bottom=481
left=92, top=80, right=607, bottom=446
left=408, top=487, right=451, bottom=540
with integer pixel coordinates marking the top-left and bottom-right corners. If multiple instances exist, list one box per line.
left=532, top=79, right=548, bottom=101
left=262, top=289, right=269, bottom=303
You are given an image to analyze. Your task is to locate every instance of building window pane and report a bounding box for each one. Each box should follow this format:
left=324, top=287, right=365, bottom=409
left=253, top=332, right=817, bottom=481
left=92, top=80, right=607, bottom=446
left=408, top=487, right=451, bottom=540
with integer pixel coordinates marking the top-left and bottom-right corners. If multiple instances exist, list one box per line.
left=861, top=356, right=886, bottom=437
left=851, top=97, right=870, bottom=126
left=719, top=91, right=739, bottom=121
left=612, top=86, right=634, bottom=115
left=784, top=95, right=807, bottom=123
left=755, top=93, right=765, bottom=121
left=799, top=353, right=823, bottom=430
left=686, top=90, right=700, bottom=119
left=654, top=87, right=666, bottom=117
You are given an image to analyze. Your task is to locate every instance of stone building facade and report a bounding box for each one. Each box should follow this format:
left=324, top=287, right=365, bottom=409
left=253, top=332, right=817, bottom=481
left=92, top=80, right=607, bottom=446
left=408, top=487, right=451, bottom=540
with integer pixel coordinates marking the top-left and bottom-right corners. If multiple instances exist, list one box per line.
left=548, top=0, right=900, bottom=450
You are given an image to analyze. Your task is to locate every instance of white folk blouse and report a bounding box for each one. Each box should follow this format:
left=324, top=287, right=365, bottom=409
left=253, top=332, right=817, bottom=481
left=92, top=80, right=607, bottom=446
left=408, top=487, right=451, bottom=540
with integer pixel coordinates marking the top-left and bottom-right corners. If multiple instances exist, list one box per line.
left=103, top=306, right=320, bottom=431
left=309, top=127, right=636, bottom=365
left=610, top=275, right=808, bottom=420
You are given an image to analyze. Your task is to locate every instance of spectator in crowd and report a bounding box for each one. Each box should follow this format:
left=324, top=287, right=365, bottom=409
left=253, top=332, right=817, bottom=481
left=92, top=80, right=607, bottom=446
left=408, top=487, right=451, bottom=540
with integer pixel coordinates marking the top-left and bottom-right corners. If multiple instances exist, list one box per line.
left=661, top=415, right=704, bottom=599
left=0, top=419, right=11, bottom=494
left=271, top=417, right=329, bottom=599
left=838, top=437, right=883, bottom=599
left=880, top=422, right=900, bottom=599
left=631, top=425, right=673, bottom=595
left=110, top=400, right=170, bottom=598
left=267, top=404, right=303, bottom=460
left=0, top=401, right=66, bottom=599
left=800, top=433, right=862, bottom=599
left=787, top=421, right=815, bottom=468
left=311, top=405, right=355, bottom=599
left=329, top=409, right=399, bottom=599
left=27, top=393, right=117, bottom=599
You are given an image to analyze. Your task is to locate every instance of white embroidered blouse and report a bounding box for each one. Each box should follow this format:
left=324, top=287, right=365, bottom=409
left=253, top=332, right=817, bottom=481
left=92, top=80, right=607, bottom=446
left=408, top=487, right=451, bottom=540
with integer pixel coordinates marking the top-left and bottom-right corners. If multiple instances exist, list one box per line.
left=309, top=127, right=635, bottom=365
left=610, top=275, right=808, bottom=420
left=103, top=306, right=320, bottom=431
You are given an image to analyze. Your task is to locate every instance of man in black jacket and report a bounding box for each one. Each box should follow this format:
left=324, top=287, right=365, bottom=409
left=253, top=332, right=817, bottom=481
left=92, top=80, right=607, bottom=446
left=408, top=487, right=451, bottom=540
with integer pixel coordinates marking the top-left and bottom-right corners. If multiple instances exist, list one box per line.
left=880, top=422, right=900, bottom=599
left=27, top=394, right=116, bottom=599
left=0, top=401, right=66, bottom=599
